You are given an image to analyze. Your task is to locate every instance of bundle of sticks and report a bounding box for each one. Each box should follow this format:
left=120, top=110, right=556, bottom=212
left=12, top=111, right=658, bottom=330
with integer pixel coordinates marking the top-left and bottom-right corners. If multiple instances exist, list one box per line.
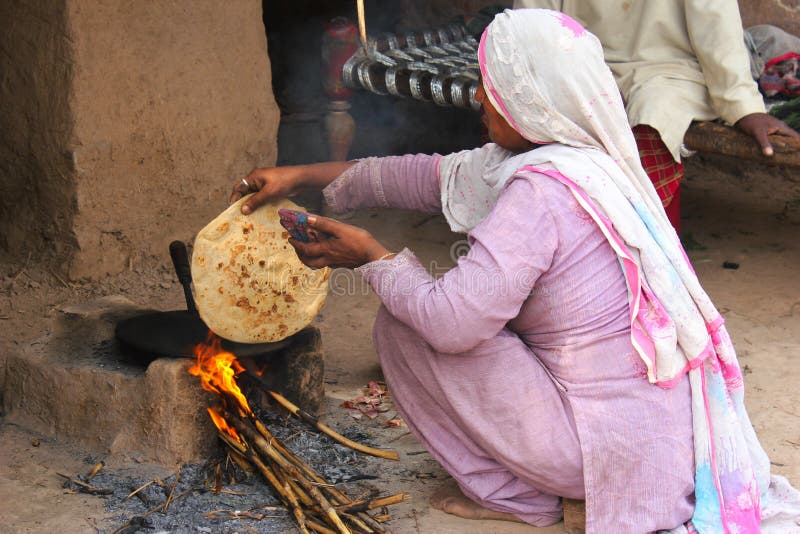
left=213, top=390, right=407, bottom=534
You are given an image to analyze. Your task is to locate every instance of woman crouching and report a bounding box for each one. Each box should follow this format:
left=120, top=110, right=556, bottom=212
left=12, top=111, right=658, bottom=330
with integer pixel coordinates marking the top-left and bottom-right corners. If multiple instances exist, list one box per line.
left=232, top=9, right=799, bottom=533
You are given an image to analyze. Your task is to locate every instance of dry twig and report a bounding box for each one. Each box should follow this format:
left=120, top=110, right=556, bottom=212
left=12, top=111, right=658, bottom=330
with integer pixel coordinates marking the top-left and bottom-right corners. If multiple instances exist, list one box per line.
left=125, top=479, right=155, bottom=501
left=267, top=391, right=399, bottom=461
left=162, top=466, right=182, bottom=512
left=56, top=472, right=113, bottom=496
left=228, top=413, right=352, bottom=534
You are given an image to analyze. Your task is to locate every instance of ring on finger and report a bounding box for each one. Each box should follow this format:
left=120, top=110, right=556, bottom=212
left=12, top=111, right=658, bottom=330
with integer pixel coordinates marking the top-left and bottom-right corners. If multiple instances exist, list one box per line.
left=241, top=178, right=250, bottom=190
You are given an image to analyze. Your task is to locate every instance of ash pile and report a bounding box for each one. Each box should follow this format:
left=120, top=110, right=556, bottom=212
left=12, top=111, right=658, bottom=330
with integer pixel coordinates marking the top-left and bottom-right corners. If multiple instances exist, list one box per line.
left=63, top=409, right=392, bottom=533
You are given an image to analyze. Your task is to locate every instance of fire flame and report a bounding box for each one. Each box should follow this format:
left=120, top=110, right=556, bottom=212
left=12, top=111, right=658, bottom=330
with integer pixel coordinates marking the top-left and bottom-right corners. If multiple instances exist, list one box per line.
left=189, top=334, right=253, bottom=441
left=255, top=363, right=269, bottom=377
left=207, top=406, right=239, bottom=441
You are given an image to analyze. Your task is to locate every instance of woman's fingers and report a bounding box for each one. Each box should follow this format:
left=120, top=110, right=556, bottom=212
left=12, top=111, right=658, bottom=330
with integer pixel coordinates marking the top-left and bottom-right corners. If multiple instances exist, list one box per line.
left=291, top=243, right=328, bottom=269
left=776, top=121, right=800, bottom=139
left=306, top=214, right=349, bottom=237
left=289, top=239, right=325, bottom=258
left=229, top=177, right=253, bottom=203
left=231, top=169, right=289, bottom=214
left=300, top=255, right=330, bottom=270
left=241, top=187, right=274, bottom=215
left=290, top=217, right=385, bottom=269
left=290, top=239, right=339, bottom=269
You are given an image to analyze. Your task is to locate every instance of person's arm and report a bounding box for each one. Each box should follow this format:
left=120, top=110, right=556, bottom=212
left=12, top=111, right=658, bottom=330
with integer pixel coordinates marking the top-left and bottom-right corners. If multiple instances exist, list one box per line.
left=290, top=177, right=557, bottom=352
left=353, top=177, right=556, bottom=354
left=685, top=0, right=763, bottom=124
left=685, top=0, right=799, bottom=154
left=232, top=154, right=442, bottom=215
left=232, top=161, right=356, bottom=214
left=323, top=154, right=443, bottom=214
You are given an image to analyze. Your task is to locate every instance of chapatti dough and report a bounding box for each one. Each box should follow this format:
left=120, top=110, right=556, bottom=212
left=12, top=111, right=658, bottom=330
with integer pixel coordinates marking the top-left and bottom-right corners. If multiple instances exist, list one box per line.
left=191, top=196, right=330, bottom=343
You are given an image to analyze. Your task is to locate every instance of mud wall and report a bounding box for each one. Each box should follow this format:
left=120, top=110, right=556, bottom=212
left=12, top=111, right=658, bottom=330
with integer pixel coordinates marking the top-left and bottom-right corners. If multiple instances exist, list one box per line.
left=739, top=0, right=800, bottom=35
left=0, top=1, right=77, bottom=263
left=67, top=0, right=279, bottom=279
left=0, top=0, right=279, bottom=280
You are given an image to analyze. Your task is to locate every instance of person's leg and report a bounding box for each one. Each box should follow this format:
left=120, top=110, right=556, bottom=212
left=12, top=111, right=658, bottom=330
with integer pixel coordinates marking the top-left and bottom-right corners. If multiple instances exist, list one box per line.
left=429, top=480, right=528, bottom=523
left=633, top=124, right=683, bottom=233
left=372, top=306, right=584, bottom=526
left=664, top=184, right=681, bottom=232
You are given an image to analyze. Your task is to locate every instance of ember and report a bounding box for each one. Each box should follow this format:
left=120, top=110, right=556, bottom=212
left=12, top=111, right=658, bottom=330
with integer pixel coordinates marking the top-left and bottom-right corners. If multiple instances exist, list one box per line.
left=188, top=334, right=407, bottom=533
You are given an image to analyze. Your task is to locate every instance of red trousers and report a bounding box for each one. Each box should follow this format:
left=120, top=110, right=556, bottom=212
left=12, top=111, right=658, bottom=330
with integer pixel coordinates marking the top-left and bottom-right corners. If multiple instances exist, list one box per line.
left=632, top=125, right=683, bottom=233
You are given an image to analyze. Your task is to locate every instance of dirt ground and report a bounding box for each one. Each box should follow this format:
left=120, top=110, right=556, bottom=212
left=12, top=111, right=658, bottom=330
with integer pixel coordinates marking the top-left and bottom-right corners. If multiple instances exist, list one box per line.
left=1, top=151, right=799, bottom=533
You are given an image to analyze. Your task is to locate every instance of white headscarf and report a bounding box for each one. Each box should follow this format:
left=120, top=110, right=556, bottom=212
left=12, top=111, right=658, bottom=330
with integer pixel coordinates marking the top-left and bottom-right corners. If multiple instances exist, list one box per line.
left=441, top=9, right=711, bottom=385
left=437, top=9, right=799, bottom=532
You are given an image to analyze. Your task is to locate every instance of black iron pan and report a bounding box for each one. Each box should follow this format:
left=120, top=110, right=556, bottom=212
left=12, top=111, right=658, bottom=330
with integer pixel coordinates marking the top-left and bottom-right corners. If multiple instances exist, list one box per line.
left=115, top=241, right=290, bottom=361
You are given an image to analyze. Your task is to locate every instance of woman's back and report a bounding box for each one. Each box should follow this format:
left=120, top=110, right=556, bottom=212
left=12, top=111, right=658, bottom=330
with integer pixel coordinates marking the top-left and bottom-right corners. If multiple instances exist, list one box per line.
left=508, top=175, right=631, bottom=349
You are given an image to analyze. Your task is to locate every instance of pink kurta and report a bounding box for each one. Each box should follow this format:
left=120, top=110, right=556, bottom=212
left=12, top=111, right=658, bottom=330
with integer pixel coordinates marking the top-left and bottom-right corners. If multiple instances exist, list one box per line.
left=325, top=154, right=696, bottom=532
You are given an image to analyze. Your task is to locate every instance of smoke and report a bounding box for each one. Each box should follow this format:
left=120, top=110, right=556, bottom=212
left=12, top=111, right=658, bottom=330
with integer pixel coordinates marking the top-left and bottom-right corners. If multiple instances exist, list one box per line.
left=264, top=1, right=484, bottom=167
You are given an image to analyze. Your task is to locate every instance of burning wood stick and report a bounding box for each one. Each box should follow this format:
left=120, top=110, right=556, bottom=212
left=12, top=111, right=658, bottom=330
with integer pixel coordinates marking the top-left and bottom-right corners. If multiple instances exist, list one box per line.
left=190, top=338, right=401, bottom=533
left=273, top=463, right=314, bottom=508
left=84, top=461, right=105, bottom=482
left=219, top=407, right=388, bottom=533
left=343, top=512, right=380, bottom=534
left=249, top=416, right=383, bottom=533
left=218, top=431, right=310, bottom=534
left=267, top=391, right=399, bottom=461
left=226, top=449, right=254, bottom=477
left=307, top=517, right=339, bottom=534
left=251, top=418, right=326, bottom=486
left=336, top=493, right=410, bottom=513
left=227, top=414, right=352, bottom=534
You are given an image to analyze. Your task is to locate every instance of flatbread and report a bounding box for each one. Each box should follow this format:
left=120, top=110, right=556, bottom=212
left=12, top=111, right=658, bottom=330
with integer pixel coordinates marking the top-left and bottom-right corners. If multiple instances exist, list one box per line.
left=191, top=195, right=330, bottom=343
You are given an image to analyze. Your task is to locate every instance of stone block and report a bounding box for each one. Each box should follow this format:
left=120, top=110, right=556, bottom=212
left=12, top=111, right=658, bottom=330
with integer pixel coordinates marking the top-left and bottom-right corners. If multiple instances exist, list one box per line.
left=1, top=296, right=326, bottom=463
left=1, top=296, right=217, bottom=464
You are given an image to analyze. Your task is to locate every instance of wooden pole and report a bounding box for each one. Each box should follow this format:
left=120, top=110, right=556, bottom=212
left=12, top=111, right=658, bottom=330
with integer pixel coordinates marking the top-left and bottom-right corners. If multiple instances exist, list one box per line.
left=684, top=121, right=800, bottom=166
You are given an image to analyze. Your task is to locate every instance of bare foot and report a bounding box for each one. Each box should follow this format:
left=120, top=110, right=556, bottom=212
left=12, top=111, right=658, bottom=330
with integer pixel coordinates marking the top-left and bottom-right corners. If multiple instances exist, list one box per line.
left=429, top=484, right=525, bottom=523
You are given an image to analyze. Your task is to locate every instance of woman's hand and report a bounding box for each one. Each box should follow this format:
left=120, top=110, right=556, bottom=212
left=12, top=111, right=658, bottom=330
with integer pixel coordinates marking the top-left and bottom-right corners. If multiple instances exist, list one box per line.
left=230, top=167, right=303, bottom=215
left=231, top=161, right=356, bottom=215
left=289, top=215, right=393, bottom=269
left=735, top=112, right=800, bottom=157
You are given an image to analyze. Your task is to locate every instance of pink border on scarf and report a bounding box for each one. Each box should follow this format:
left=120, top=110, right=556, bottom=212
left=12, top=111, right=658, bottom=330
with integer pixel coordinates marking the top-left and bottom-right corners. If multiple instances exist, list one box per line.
left=517, top=165, right=758, bottom=529
left=517, top=166, right=658, bottom=377
left=517, top=166, right=724, bottom=388
left=701, top=365, right=731, bottom=534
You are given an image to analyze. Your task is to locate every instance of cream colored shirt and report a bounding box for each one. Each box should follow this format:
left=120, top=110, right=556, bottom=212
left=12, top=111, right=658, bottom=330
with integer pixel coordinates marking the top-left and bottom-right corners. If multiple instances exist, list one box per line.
left=513, top=0, right=766, bottom=160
